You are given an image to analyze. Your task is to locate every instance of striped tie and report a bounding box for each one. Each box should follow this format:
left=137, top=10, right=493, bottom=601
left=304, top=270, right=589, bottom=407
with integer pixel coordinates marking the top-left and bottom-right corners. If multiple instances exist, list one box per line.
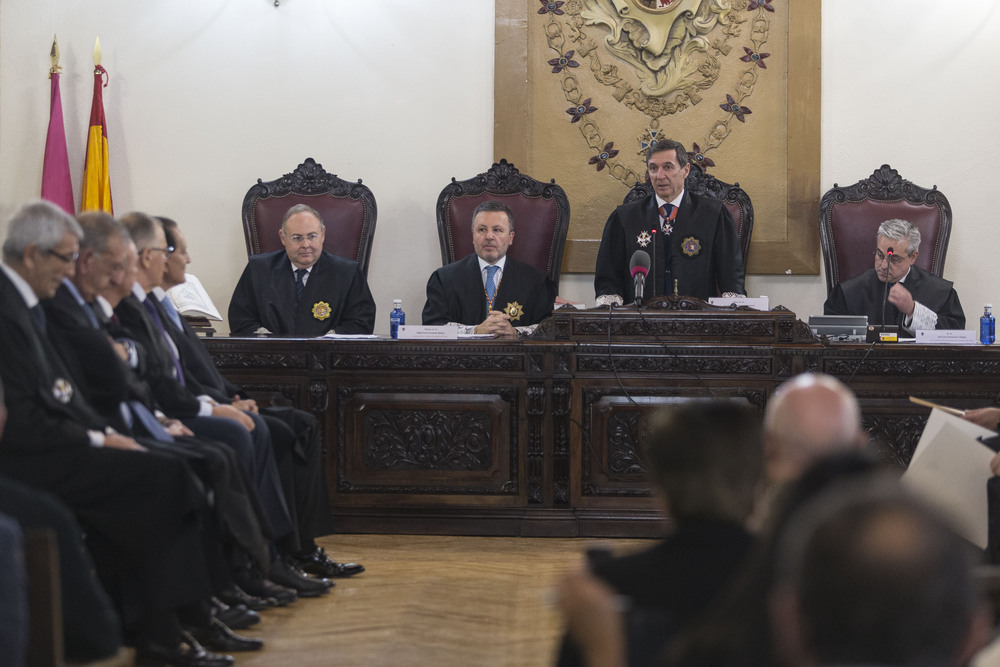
left=485, top=265, right=499, bottom=310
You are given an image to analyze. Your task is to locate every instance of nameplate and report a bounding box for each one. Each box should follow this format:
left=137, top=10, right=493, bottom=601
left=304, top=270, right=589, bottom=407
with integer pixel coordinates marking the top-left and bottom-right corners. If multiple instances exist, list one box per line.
left=397, top=324, right=459, bottom=340
left=708, top=296, right=769, bottom=311
left=915, top=329, right=980, bottom=345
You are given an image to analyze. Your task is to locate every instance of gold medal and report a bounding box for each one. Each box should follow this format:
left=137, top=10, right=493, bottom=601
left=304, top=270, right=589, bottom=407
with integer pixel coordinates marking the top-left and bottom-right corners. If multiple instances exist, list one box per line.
left=312, top=301, right=331, bottom=321
left=504, top=302, right=524, bottom=322
left=682, top=236, right=702, bottom=257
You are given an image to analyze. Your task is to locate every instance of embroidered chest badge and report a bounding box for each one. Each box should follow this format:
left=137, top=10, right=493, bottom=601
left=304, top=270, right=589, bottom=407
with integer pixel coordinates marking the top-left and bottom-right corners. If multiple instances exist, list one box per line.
left=52, top=378, right=73, bottom=403
left=682, top=236, right=702, bottom=257
left=636, top=231, right=652, bottom=248
left=504, top=302, right=524, bottom=322
left=312, top=301, right=332, bottom=321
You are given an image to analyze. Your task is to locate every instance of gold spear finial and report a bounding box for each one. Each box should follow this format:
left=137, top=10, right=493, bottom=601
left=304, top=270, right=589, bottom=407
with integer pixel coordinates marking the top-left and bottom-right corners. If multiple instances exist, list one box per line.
left=49, top=35, right=61, bottom=76
left=93, top=36, right=102, bottom=67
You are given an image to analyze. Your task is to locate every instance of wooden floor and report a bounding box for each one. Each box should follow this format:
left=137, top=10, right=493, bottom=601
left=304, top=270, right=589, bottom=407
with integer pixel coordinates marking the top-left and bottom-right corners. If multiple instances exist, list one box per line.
left=224, top=533, right=652, bottom=667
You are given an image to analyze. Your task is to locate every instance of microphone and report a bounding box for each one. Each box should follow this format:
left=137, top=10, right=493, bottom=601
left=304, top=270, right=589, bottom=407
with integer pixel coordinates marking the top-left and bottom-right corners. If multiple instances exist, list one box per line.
left=630, top=250, right=651, bottom=307
left=880, top=247, right=893, bottom=329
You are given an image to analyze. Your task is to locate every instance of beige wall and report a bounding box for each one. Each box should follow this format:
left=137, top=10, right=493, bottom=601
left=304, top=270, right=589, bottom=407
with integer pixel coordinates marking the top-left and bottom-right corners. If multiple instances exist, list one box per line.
left=2, top=1, right=998, bottom=333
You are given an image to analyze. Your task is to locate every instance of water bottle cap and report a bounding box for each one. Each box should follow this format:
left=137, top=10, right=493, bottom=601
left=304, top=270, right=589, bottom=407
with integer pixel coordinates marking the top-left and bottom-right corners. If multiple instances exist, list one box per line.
left=987, top=304, right=993, bottom=309
left=393, top=299, right=402, bottom=306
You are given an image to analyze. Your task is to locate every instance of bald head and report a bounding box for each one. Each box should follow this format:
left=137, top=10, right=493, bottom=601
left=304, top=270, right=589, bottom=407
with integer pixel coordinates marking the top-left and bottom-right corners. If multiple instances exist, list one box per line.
left=764, top=374, right=866, bottom=484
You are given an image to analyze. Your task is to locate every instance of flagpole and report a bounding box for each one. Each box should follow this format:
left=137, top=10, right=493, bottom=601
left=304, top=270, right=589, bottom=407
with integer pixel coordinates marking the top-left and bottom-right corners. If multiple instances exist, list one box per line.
left=41, top=36, right=75, bottom=214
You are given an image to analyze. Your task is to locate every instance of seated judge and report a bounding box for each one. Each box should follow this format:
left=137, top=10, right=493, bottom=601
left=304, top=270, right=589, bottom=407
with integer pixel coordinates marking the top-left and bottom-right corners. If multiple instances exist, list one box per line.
left=229, top=204, right=376, bottom=336
left=594, top=138, right=745, bottom=306
left=421, top=200, right=555, bottom=338
left=823, top=218, right=965, bottom=335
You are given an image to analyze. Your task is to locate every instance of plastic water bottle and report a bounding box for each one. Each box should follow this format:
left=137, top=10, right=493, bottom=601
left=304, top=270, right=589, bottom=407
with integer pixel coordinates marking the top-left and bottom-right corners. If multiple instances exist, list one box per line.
left=981, top=304, right=995, bottom=345
left=390, top=299, right=405, bottom=339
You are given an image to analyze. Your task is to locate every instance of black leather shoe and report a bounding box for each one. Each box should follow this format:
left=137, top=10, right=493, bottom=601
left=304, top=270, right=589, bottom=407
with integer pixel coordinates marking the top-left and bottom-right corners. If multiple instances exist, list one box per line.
left=269, top=556, right=331, bottom=597
left=211, top=597, right=260, bottom=630
left=188, top=618, right=263, bottom=652
left=135, top=633, right=234, bottom=667
left=217, top=585, right=277, bottom=611
left=234, top=574, right=299, bottom=607
left=295, top=546, right=366, bottom=578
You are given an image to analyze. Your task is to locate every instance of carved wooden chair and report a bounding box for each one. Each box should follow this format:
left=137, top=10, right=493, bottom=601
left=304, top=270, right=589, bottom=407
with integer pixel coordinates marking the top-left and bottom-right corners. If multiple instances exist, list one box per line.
left=623, top=164, right=754, bottom=268
left=819, top=164, right=952, bottom=296
left=436, top=159, right=570, bottom=288
left=241, top=157, right=378, bottom=276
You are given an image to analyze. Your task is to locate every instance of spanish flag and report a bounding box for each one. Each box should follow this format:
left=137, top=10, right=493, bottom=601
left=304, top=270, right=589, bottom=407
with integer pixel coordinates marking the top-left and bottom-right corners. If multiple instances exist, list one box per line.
left=41, top=37, right=74, bottom=215
left=81, top=38, right=112, bottom=213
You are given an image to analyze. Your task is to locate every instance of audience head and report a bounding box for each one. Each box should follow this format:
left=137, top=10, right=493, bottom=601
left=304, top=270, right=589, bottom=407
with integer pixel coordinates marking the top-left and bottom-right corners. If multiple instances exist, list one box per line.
left=771, top=477, right=988, bottom=667
left=158, top=217, right=190, bottom=291
left=763, top=373, right=866, bottom=485
left=119, top=212, right=170, bottom=291
left=72, top=212, right=131, bottom=302
left=279, top=204, right=325, bottom=270
left=644, top=401, right=763, bottom=524
left=874, top=218, right=920, bottom=284
left=2, top=200, right=82, bottom=299
left=99, top=240, right=140, bottom=309
left=645, top=138, right=690, bottom=202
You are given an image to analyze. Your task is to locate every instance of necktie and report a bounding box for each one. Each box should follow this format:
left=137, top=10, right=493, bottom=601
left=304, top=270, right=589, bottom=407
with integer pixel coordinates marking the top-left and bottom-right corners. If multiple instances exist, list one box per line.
left=29, top=305, right=47, bottom=335
left=485, top=265, right=499, bottom=310
left=142, top=298, right=186, bottom=385
left=126, top=400, right=174, bottom=442
left=160, top=296, right=184, bottom=331
left=659, top=203, right=676, bottom=235
left=295, top=268, right=308, bottom=301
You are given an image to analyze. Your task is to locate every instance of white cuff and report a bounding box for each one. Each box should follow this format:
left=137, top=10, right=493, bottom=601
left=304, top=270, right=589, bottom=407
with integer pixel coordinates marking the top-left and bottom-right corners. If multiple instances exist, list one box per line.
left=595, top=294, right=624, bottom=307
left=909, top=301, right=938, bottom=332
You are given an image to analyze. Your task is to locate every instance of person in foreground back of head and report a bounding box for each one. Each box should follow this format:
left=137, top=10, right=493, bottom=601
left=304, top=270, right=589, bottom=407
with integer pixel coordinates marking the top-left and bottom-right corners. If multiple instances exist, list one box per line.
left=755, top=372, right=868, bottom=527
left=770, top=478, right=991, bottom=667
left=555, top=401, right=763, bottom=667
left=823, top=218, right=965, bottom=335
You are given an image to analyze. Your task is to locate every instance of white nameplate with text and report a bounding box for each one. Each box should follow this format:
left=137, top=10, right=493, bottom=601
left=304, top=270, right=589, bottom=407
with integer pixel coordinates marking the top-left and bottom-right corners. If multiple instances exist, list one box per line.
left=397, top=324, right=459, bottom=340
left=915, top=329, right=979, bottom=345
left=708, top=296, right=769, bottom=311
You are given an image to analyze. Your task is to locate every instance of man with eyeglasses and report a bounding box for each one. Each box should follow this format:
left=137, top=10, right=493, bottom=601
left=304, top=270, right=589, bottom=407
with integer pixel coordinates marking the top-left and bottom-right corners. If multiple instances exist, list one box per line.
left=823, top=218, right=964, bottom=334
left=228, top=203, right=376, bottom=336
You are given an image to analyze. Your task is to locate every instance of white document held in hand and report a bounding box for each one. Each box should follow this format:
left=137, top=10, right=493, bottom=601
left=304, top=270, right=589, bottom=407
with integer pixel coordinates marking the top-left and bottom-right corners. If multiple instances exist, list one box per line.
left=902, top=409, right=996, bottom=549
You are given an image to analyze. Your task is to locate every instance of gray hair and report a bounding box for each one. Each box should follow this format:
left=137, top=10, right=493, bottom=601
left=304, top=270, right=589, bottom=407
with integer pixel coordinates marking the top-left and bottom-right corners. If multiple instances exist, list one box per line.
left=2, top=200, right=83, bottom=263
left=877, top=219, right=920, bottom=256
left=76, top=211, right=131, bottom=255
left=118, top=212, right=161, bottom=252
left=281, top=204, right=325, bottom=232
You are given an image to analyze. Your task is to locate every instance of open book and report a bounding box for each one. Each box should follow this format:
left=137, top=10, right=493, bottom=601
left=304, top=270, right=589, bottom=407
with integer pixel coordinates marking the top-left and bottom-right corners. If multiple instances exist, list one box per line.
left=166, top=273, right=222, bottom=321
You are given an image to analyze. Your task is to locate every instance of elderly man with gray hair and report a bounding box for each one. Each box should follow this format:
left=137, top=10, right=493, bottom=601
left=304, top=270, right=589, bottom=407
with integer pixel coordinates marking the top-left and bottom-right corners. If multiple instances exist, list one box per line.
left=823, top=218, right=965, bottom=334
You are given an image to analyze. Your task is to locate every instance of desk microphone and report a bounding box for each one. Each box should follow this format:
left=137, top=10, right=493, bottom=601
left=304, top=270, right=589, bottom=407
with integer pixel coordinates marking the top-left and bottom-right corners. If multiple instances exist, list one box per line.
left=880, top=247, right=893, bottom=329
left=630, top=250, right=651, bottom=307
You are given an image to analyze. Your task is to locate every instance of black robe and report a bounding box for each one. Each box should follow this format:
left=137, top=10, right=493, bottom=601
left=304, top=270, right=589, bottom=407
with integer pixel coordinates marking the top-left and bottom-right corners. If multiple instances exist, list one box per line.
left=421, top=254, right=556, bottom=327
left=594, top=190, right=744, bottom=303
left=824, top=265, right=965, bottom=333
left=229, top=250, right=376, bottom=336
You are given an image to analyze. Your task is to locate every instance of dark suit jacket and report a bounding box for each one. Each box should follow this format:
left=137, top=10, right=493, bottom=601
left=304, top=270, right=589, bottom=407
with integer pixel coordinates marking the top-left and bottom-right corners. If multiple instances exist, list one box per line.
left=421, top=254, right=556, bottom=327
left=594, top=191, right=744, bottom=302
left=557, top=520, right=754, bottom=667
left=228, top=250, right=376, bottom=336
left=114, top=293, right=204, bottom=418
left=824, top=265, right=966, bottom=333
left=0, top=270, right=106, bottom=454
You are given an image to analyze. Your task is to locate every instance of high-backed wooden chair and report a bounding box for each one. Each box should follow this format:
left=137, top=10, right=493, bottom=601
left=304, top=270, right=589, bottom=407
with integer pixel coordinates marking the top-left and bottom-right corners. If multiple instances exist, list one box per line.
left=241, top=157, right=377, bottom=276
left=819, top=164, right=952, bottom=296
left=436, top=160, right=570, bottom=288
left=623, top=164, right=754, bottom=268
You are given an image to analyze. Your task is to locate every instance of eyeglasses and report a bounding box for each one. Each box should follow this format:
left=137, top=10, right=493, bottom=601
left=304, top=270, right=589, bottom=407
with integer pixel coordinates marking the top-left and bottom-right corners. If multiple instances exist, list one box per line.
left=44, top=248, right=79, bottom=264
left=285, top=233, right=321, bottom=244
left=874, top=249, right=909, bottom=266
left=147, top=246, right=175, bottom=255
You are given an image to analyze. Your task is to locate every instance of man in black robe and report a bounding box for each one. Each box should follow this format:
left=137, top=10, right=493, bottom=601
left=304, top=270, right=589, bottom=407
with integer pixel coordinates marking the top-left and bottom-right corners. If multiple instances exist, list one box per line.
left=422, top=200, right=556, bottom=337
left=824, top=218, right=965, bottom=334
left=228, top=204, right=376, bottom=336
left=594, top=138, right=744, bottom=305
